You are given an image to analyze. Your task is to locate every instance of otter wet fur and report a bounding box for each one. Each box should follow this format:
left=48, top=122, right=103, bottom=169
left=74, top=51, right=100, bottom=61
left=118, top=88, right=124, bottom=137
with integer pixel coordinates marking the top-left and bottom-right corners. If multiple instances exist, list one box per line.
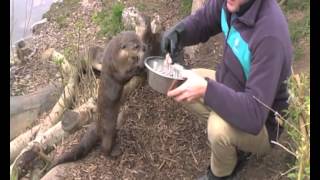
left=50, top=31, right=147, bottom=168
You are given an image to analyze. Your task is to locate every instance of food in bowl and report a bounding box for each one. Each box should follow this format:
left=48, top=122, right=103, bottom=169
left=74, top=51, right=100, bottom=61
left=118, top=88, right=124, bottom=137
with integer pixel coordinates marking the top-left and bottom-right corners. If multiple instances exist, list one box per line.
left=144, top=56, right=185, bottom=94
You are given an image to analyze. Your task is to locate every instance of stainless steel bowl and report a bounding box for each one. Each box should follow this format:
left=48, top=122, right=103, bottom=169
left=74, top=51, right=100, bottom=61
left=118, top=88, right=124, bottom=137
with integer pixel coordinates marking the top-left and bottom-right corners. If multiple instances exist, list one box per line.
left=144, top=56, right=185, bottom=94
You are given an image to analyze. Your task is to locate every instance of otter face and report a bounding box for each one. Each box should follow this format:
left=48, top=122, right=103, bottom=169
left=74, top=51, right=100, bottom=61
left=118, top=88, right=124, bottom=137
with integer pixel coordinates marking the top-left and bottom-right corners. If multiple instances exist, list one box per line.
left=112, top=32, right=147, bottom=81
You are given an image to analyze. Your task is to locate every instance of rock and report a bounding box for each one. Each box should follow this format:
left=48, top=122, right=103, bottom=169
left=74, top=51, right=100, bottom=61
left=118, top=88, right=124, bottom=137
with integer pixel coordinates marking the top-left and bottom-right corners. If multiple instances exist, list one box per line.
left=15, top=39, right=35, bottom=64
left=31, top=18, right=48, bottom=35
left=151, top=14, right=163, bottom=34
left=40, top=163, right=78, bottom=180
left=122, top=7, right=140, bottom=30
left=61, top=110, right=80, bottom=132
left=25, top=74, right=31, bottom=80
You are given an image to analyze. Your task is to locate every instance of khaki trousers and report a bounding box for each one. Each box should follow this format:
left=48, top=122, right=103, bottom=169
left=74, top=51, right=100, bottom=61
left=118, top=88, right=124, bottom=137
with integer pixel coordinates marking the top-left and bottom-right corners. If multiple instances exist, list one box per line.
left=183, top=68, right=271, bottom=177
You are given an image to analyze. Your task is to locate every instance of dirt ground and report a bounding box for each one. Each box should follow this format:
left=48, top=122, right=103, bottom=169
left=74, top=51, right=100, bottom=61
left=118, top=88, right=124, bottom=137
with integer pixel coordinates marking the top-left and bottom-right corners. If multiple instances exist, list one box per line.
left=10, top=0, right=308, bottom=179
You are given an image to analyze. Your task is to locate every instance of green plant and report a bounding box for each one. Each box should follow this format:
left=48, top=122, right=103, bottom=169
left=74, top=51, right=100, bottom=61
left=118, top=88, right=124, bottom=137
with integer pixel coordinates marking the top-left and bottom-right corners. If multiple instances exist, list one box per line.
left=283, top=0, right=309, bottom=12
left=75, top=19, right=85, bottom=31
left=56, top=15, right=68, bottom=28
left=180, top=0, right=192, bottom=17
left=52, top=55, right=64, bottom=66
left=136, top=3, right=146, bottom=11
left=43, top=0, right=79, bottom=19
left=282, top=0, right=309, bottom=62
left=293, top=46, right=304, bottom=62
left=284, top=73, right=310, bottom=180
left=63, top=46, right=74, bottom=60
left=92, top=2, right=124, bottom=36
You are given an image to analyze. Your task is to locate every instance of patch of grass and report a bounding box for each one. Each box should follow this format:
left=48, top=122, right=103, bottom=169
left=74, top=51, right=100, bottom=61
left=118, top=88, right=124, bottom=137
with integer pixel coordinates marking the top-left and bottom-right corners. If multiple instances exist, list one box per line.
left=282, top=0, right=309, bottom=61
left=278, top=4, right=310, bottom=179
left=92, top=2, right=124, bottom=37
left=293, top=46, right=304, bottom=62
left=63, top=46, right=74, bottom=60
left=75, top=19, right=85, bottom=29
left=56, top=15, right=68, bottom=28
left=180, top=0, right=192, bottom=17
left=43, top=0, right=80, bottom=29
left=136, top=3, right=146, bottom=11
left=283, top=0, right=309, bottom=12
left=284, top=73, right=310, bottom=180
left=43, top=0, right=80, bottom=24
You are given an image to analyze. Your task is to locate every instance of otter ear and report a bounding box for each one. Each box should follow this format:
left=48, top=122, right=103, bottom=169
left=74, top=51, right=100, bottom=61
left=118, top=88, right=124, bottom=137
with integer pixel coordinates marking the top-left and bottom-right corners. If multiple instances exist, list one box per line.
left=121, top=44, right=126, bottom=49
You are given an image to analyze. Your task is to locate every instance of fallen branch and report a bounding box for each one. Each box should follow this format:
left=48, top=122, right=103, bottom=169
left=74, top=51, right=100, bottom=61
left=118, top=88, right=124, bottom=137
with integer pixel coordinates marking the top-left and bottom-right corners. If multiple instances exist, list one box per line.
left=10, top=121, right=69, bottom=179
left=10, top=72, right=78, bottom=164
left=61, top=98, right=97, bottom=132
left=10, top=124, right=41, bottom=165
left=10, top=51, right=77, bottom=164
left=270, top=140, right=297, bottom=158
left=10, top=98, right=96, bottom=179
left=10, top=83, right=62, bottom=140
left=51, top=49, right=75, bottom=78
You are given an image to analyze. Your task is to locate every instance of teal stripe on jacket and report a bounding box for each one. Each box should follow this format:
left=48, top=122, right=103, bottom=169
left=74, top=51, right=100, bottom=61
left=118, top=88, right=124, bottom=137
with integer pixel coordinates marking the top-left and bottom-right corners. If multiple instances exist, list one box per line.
left=221, top=8, right=251, bottom=80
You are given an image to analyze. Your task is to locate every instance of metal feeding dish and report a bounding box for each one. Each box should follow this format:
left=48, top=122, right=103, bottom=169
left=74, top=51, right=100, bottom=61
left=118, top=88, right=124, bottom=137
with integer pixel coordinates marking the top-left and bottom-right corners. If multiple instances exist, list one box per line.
left=144, top=56, right=185, bottom=94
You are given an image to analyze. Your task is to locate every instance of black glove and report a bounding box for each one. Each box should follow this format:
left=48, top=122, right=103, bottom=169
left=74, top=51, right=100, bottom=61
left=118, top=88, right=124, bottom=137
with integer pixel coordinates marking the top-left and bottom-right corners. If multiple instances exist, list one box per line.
left=161, top=22, right=186, bottom=63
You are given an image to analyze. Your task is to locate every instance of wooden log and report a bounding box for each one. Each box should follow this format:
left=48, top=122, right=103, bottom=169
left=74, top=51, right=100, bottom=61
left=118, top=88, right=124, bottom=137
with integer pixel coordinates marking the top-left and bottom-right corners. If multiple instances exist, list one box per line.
left=10, top=83, right=62, bottom=140
left=10, top=98, right=96, bottom=178
left=10, top=124, right=41, bottom=166
left=10, top=121, right=69, bottom=179
left=61, top=98, right=96, bottom=132
left=10, top=51, right=77, bottom=164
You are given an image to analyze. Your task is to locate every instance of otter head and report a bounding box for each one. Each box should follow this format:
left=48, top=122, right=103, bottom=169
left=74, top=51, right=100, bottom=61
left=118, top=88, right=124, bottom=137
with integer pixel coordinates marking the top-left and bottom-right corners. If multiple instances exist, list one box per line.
left=105, top=31, right=147, bottom=83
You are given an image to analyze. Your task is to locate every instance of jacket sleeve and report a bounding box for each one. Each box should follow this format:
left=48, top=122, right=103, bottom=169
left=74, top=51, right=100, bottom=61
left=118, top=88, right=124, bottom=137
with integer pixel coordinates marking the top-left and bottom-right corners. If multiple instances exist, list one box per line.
left=203, top=37, right=287, bottom=135
left=180, top=0, right=223, bottom=46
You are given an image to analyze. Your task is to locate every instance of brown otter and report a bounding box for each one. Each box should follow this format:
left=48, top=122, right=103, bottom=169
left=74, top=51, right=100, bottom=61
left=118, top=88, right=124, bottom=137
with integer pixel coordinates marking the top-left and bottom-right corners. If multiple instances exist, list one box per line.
left=97, top=31, right=147, bottom=156
left=50, top=12, right=168, bottom=168
left=50, top=31, right=147, bottom=167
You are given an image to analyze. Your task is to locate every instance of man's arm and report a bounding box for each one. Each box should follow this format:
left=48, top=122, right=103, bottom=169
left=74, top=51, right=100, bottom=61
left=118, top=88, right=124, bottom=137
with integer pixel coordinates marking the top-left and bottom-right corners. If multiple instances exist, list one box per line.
left=204, top=37, right=287, bottom=135
left=180, top=0, right=223, bottom=46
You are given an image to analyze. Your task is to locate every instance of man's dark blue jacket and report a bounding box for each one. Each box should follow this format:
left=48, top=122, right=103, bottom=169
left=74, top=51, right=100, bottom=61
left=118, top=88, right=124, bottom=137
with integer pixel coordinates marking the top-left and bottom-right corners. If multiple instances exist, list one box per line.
left=180, top=0, right=292, bottom=141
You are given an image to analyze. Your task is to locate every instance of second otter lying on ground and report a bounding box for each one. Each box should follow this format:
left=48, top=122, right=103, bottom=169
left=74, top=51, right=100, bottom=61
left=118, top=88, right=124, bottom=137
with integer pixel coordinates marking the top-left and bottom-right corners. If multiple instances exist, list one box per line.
left=51, top=31, right=148, bottom=167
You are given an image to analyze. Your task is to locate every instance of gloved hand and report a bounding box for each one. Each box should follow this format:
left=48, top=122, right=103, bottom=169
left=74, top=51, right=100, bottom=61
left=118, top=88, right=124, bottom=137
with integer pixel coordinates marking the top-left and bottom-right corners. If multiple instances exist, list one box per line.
left=161, top=22, right=186, bottom=63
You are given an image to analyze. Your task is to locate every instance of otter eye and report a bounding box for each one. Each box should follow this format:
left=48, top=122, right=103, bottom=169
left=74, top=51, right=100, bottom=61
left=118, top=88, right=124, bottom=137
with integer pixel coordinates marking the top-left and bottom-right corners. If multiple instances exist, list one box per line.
left=131, top=56, right=138, bottom=62
left=121, top=44, right=126, bottom=49
left=134, top=44, right=140, bottom=49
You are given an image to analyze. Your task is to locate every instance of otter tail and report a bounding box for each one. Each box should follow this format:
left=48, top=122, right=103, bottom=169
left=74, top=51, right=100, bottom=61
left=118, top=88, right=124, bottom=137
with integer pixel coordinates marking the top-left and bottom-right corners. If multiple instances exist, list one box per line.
left=50, top=123, right=99, bottom=168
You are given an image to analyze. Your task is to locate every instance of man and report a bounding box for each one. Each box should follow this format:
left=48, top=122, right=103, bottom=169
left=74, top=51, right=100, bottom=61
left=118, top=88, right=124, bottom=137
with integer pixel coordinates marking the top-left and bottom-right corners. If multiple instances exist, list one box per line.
left=161, top=0, right=292, bottom=179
